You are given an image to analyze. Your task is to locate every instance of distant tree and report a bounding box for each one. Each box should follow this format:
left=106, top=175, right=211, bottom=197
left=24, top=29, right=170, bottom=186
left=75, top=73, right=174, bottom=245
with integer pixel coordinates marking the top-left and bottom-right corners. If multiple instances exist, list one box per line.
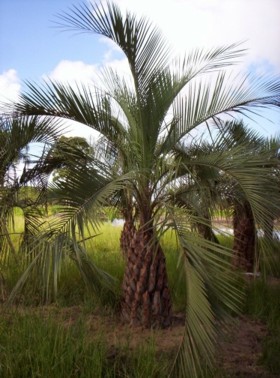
left=47, top=136, right=93, bottom=182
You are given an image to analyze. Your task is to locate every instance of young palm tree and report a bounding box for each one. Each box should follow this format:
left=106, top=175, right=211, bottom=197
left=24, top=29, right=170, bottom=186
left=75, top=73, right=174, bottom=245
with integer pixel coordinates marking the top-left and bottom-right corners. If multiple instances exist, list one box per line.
left=0, top=115, right=62, bottom=264
left=214, top=121, right=280, bottom=272
left=9, top=1, right=280, bottom=375
left=171, top=122, right=280, bottom=276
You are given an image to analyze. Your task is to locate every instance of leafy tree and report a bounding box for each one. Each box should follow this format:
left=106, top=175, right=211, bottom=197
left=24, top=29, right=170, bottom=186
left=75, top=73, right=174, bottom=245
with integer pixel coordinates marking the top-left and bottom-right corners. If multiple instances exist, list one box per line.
left=48, top=136, right=93, bottom=183
left=8, top=1, right=280, bottom=376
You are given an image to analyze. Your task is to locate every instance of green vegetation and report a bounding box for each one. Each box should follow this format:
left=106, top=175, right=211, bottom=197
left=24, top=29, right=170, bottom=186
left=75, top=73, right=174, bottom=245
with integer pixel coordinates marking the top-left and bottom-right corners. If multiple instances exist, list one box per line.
left=0, top=312, right=168, bottom=378
left=1, top=227, right=279, bottom=377
left=245, top=279, right=280, bottom=376
left=3, top=219, right=239, bottom=309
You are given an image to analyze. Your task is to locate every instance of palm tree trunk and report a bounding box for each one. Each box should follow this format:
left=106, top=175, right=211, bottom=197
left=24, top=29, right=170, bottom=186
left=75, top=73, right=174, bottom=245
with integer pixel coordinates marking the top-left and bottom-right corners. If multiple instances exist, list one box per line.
left=191, top=208, right=219, bottom=244
left=196, top=218, right=219, bottom=244
left=120, top=207, right=136, bottom=260
left=232, top=201, right=256, bottom=272
left=120, top=220, right=172, bottom=328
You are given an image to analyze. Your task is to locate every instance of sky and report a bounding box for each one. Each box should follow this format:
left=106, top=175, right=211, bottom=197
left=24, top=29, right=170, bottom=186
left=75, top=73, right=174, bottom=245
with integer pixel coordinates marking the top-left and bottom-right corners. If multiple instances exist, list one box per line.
left=1, top=0, right=280, bottom=140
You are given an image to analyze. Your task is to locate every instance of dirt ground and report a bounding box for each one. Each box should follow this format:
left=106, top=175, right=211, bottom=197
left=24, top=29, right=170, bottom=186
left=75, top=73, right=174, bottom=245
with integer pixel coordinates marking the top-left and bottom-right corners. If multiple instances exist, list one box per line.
left=0, top=303, right=277, bottom=377
left=217, top=316, right=273, bottom=378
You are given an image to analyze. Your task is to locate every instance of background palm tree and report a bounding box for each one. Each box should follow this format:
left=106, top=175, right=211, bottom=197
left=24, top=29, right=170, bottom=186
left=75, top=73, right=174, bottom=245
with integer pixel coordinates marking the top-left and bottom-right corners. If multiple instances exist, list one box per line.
left=7, top=1, right=280, bottom=376
left=0, top=114, right=64, bottom=305
left=213, top=121, right=280, bottom=272
left=172, top=139, right=223, bottom=244
left=171, top=121, right=280, bottom=275
left=0, top=115, right=61, bottom=261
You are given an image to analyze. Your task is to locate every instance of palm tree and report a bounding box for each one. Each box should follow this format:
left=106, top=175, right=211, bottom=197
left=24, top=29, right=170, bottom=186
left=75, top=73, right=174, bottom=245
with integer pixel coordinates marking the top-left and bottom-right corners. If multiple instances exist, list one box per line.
left=170, top=122, right=280, bottom=276
left=0, top=115, right=65, bottom=304
left=259, top=137, right=280, bottom=241
left=172, top=139, right=223, bottom=244
left=0, top=115, right=62, bottom=262
left=8, top=1, right=280, bottom=375
left=213, top=121, right=280, bottom=272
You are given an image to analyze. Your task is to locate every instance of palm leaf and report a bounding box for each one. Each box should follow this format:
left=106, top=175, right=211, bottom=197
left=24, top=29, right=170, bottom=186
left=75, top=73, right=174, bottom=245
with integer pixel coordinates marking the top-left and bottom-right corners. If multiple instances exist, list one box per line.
left=163, top=206, right=242, bottom=377
left=55, top=1, right=171, bottom=94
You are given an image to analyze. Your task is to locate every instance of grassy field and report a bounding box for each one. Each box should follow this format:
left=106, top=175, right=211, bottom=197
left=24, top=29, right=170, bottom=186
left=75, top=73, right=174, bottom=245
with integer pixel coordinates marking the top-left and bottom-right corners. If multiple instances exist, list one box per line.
left=1, top=220, right=280, bottom=377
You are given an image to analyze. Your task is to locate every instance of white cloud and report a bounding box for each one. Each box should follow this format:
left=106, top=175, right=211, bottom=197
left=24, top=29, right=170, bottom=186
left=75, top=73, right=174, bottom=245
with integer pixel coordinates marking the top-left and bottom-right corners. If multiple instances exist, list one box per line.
left=45, top=57, right=129, bottom=142
left=0, top=69, right=21, bottom=106
left=113, top=0, right=280, bottom=74
left=45, top=60, right=100, bottom=86
left=59, top=119, right=99, bottom=143
left=3, top=0, right=277, bottom=140
left=46, top=56, right=131, bottom=91
left=44, top=61, right=107, bottom=142
left=99, top=36, right=124, bottom=62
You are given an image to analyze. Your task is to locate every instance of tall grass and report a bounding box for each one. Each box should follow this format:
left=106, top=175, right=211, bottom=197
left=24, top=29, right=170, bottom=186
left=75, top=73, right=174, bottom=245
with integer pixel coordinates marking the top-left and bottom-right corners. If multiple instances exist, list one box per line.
left=0, top=312, right=169, bottom=377
left=2, top=213, right=280, bottom=376
left=85, top=223, right=125, bottom=282
left=3, top=219, right=237, bottom=310
left=161, top=230, right=186, bottom=311
left=0, top=313, right=108, bottom=378
left=245, top=279, right=280, bottom=375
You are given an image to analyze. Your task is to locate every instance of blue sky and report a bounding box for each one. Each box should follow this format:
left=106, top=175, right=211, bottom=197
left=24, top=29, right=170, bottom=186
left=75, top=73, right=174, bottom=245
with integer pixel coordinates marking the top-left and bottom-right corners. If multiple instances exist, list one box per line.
left=0, top=0, right=109, bottom=80
left=1, top=0, right=280, bottom=138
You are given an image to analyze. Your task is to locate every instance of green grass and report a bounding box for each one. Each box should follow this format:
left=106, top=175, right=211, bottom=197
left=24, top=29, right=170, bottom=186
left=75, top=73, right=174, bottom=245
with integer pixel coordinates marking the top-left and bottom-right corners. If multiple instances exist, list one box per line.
left=3, top=221, right=189, bottom=309
left=55, top=225, right=189, bottom=310
left=161, top=230, right=186, bottom=311
left=2, top=220, right=237, bottom=311
left=245, top=279, right=280, bottom=375
left=216, top=234, right=234, bottom=249
left=2, top=214, right=280, bottom=376
left=85, top=223, right=125, bottom=281
left=260, top=238, right=280, bottom=278
left=0, top=312, right=169, bottom=378
left=0, top=313, right=107, bottom=378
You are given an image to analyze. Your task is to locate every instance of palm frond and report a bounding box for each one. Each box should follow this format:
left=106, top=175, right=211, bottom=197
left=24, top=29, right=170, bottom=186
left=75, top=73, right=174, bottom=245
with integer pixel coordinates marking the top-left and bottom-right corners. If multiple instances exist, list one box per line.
left=169, top=71, right=280, bottom=148
left=8, top=157, right=136, bottom=303
left=8, top=231, right=118, bottom=305
left=164, top=206, right=243, bottom=377
left=55, top=1, right=171, bottom=94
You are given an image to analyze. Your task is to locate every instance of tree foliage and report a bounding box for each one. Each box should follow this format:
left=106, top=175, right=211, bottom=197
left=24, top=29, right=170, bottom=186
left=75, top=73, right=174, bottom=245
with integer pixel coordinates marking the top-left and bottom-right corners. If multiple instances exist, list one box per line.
left=47, top=136, right=93, bottom=182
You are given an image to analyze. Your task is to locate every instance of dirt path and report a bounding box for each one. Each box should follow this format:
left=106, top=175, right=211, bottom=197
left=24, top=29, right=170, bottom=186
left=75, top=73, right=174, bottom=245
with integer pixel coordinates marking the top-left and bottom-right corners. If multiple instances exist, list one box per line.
left=217, top=316, right=274, bottom=377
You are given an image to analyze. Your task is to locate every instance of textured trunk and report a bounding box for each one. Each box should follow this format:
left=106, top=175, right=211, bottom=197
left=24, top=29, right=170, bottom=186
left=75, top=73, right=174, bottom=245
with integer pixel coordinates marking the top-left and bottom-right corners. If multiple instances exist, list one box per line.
left=197, top=223, right=219, bottom=244
left=120, top=221, right=172, bottom=328
left=232, top=201, right=256, bottom=272
left=194, top=209, right=219, bottom=244
left=120, top=212, right=136, bottom=260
